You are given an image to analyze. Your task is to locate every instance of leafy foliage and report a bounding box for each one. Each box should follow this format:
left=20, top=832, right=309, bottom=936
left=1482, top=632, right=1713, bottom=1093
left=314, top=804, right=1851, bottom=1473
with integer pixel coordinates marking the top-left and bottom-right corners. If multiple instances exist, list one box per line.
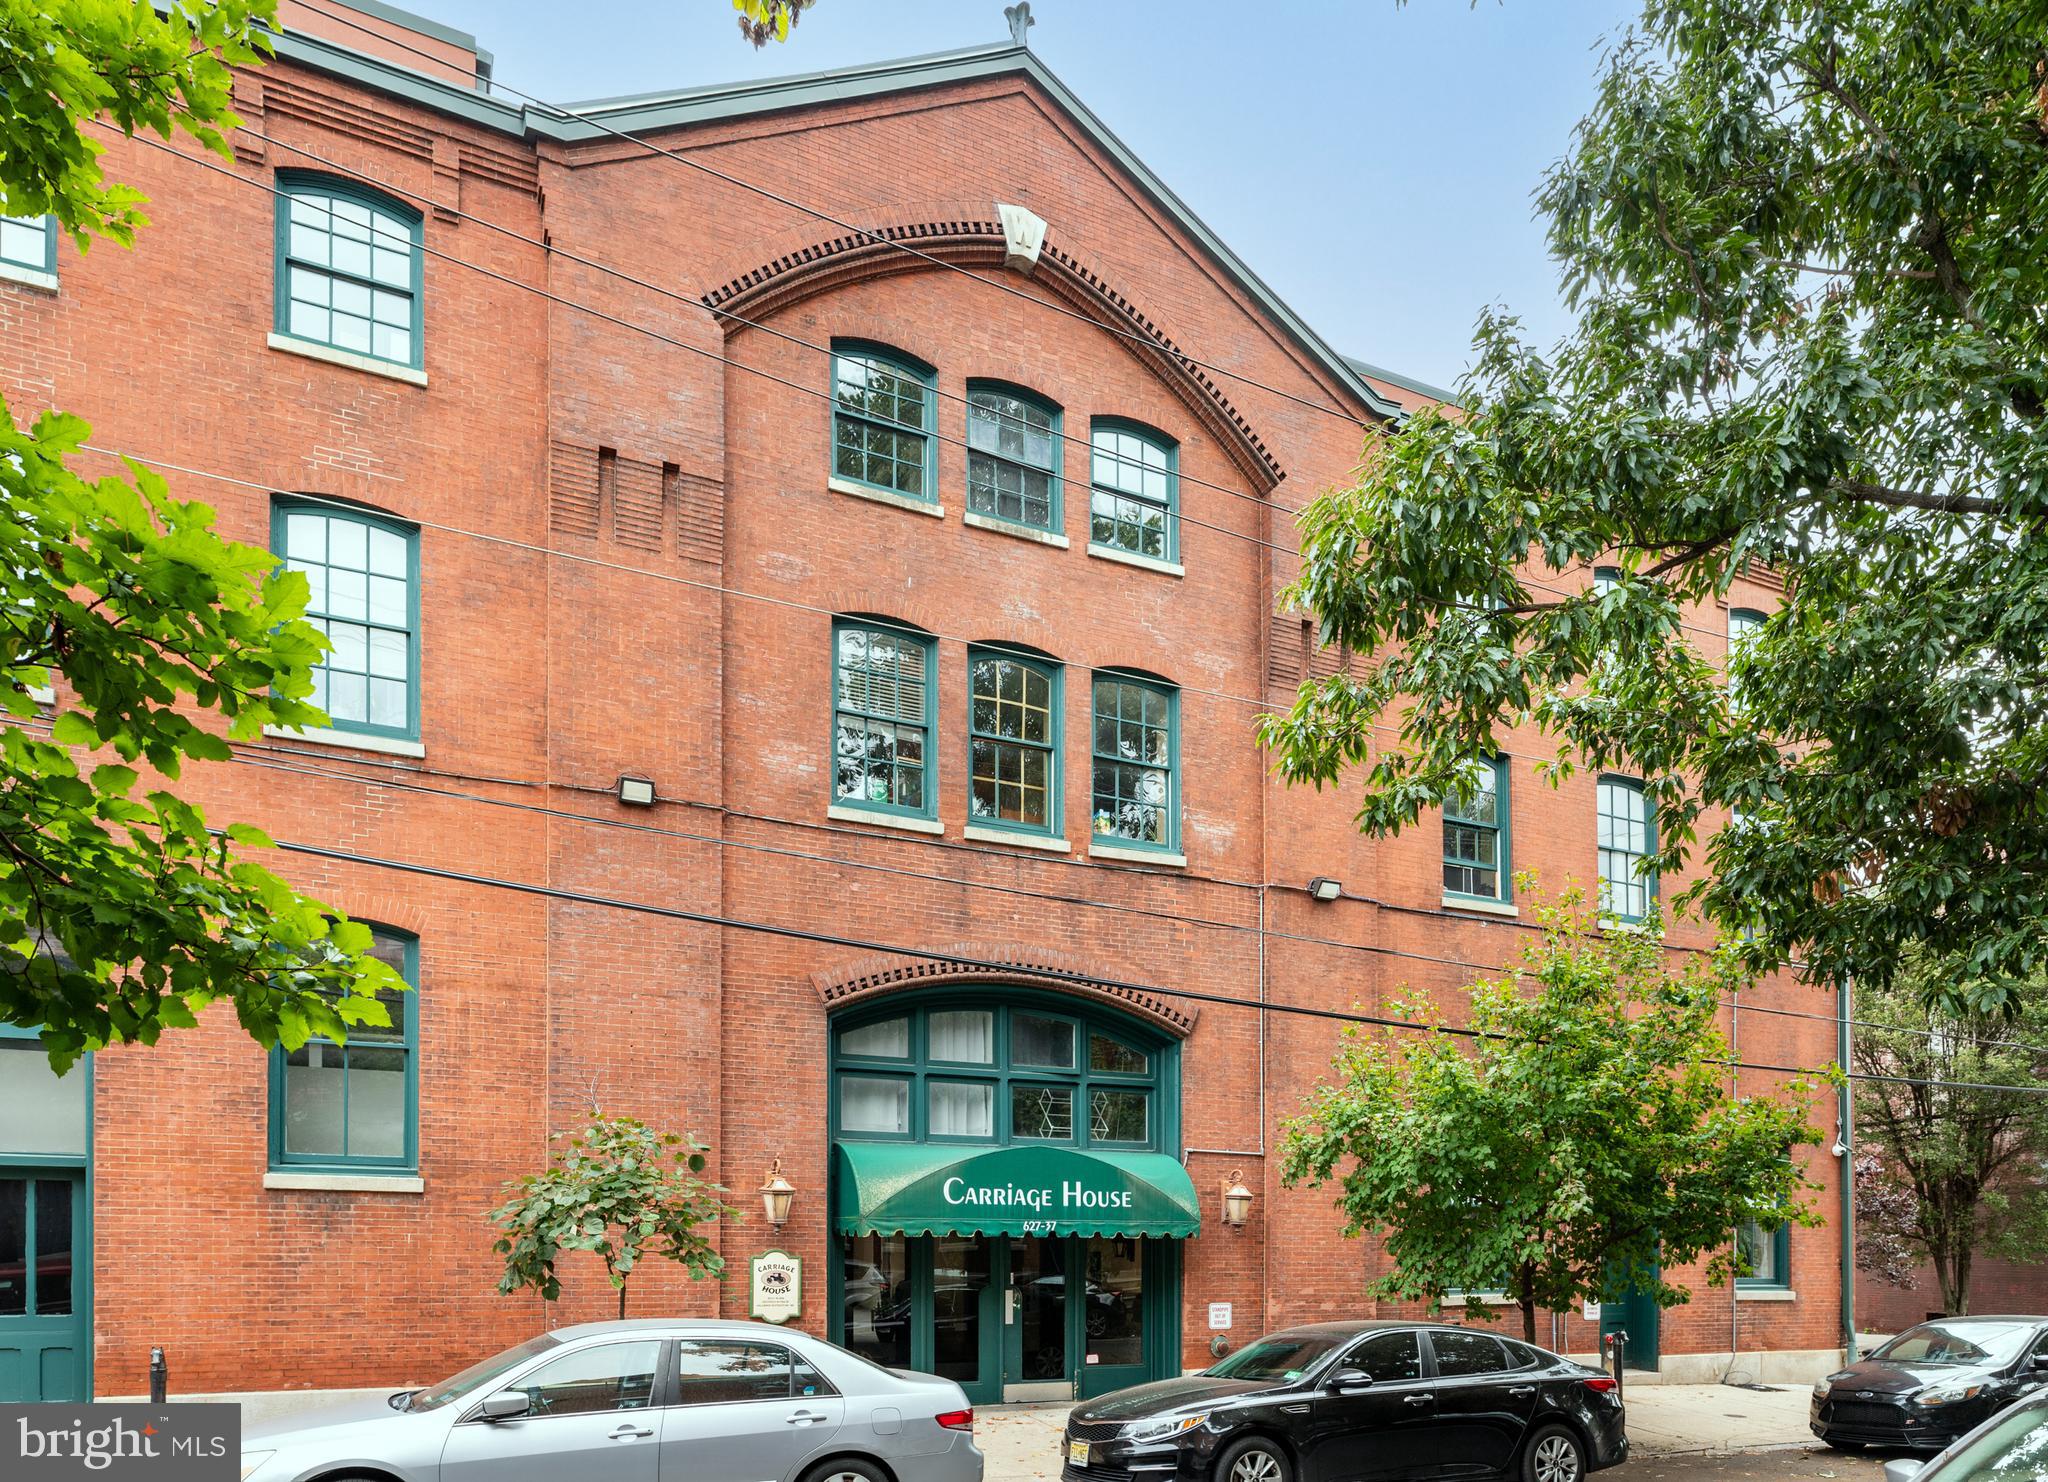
left=1281, top=884, right=1825, bottom=1340
left=1852, top=959, right=2048, bottom=1313
left=1260, top=0, right=2048, bottom=1003
left=734, top=0, right=817, bottom=46
left=0, top=0, right=406, bottom=1065
left=490, top=1113, right=733, bottom=1320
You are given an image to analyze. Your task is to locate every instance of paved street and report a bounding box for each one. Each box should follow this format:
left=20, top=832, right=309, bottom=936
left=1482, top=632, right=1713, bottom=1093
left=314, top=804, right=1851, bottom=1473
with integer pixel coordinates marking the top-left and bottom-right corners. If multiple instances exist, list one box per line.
left=977, top=1383, right=1828, bottom=1482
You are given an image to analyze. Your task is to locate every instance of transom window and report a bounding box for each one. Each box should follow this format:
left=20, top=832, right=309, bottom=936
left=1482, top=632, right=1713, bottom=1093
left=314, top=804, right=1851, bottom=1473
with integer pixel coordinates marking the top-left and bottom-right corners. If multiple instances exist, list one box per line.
left=833, top=1000, right=1162, bottom=1149
left=966, top=385, right=1060, bottom=533
left=268, top=926, right=418, bottom=1172
left=275, top=499, right=419, bottom=741
left=1444, top=756, right=1509, bottom=901
left=1596, top=776, right=1656, bottom=922
left=833, top=345, right=933, bottom=501
left=969, top=649, right=1059, bottom=835
left=0, top=215, right=54, bottom=276
left=1091, top=674, right=1176, bottom=851
left=833, top=620, right=936, bottom=819
left=276, top=177, right=422, bottom=367
left=1089, top=422, right=1177, bottom=563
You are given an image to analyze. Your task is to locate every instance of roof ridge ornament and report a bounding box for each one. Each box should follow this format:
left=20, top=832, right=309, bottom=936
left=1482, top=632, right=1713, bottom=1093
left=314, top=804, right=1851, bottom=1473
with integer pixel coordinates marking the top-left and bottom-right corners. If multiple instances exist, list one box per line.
left=997, top=201, right=1048, bottom=275
left=1004, top=1, right=1034, bottom=48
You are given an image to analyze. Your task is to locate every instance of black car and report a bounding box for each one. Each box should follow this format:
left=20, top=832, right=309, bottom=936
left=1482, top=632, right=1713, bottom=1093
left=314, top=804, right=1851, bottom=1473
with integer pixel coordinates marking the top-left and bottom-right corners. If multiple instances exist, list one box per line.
left=1811, top=1315, right=2048, bottom=1452
left=1061, top=1321, right=1628, bottom=1482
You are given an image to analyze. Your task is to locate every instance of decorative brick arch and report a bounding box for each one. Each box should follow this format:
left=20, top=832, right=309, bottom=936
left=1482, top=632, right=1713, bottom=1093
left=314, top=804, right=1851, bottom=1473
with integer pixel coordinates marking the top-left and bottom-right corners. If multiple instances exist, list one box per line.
left=811, top=942, right=1198, bottom=1039
left=703, top=218, right=1286, bottom=494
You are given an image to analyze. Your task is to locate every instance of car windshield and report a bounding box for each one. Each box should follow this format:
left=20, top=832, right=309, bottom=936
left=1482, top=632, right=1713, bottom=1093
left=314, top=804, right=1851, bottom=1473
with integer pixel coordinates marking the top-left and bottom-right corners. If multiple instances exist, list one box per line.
left=1874, top=1322, right=2036, bottom=1368
left=1926, top=1397, right=2048, bottom=1482
left=1204, top=1331, right=1350, bottom=1384
left=409, top=1334, right=560, bottom=1412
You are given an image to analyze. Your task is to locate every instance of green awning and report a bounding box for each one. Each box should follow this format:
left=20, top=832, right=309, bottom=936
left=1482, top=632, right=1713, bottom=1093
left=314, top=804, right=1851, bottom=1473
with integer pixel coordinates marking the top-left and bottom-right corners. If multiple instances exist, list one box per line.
left=834, top=1142, right=1201, bottom=1239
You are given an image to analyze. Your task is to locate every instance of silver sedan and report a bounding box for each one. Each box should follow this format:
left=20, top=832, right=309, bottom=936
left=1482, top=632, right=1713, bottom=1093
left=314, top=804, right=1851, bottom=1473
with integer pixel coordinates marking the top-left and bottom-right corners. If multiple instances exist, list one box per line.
left=238, top=1318, right=984, bottom=1482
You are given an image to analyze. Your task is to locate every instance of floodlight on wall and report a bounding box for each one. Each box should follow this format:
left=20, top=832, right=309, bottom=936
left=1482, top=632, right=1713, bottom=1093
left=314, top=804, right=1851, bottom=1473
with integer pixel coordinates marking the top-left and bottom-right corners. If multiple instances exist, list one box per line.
left=760, top=1160, right=797, bottom=1227
left=616, top=775, right=657, bottom=807
left=1307, top=876, right=1343, bottom=903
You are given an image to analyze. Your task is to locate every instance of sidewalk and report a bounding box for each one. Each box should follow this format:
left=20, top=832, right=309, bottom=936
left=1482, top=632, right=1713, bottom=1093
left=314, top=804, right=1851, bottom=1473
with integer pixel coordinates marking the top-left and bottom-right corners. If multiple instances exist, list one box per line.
left=976, top=1383, right=1820, bottom=1480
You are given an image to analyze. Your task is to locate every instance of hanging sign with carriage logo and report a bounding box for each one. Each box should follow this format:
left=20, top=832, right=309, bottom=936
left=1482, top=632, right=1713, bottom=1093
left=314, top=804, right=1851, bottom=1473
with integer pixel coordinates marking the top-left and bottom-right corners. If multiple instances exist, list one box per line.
left=750, top=1249, right=803, bottom=1324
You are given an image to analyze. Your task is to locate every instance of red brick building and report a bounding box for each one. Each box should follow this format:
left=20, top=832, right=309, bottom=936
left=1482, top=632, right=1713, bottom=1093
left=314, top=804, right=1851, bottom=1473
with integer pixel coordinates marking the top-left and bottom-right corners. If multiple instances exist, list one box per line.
left=0, top=0, right=1850, bottom=1407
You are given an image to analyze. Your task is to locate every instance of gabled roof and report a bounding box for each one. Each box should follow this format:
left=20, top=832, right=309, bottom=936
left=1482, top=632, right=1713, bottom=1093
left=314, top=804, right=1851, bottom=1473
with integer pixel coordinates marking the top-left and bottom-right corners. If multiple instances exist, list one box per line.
left=272, top=24, right=1404, bottom=422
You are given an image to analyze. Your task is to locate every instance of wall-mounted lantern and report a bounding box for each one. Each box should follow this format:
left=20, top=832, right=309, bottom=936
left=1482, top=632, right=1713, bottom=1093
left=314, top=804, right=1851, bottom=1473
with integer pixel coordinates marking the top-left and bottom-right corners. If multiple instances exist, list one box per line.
left=759, top=1159, right=796, bottom=1227
left=1221, top=1170, right=1254, bottom=1228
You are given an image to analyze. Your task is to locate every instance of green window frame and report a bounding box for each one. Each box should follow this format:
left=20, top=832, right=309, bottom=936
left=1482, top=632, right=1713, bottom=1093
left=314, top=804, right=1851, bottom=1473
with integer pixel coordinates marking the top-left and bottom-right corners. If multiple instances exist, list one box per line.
left=1728, top=607, right=1765, bottom=706
left=1444, top=755, right=1510, bottom=902
left=965, top=382, right=1061, bottom=534
left=832, top=342, right=935, bottom=503
left=831, top=618, right=937, bottom=820
left=1089, top=420, right=1178, bottom=564
left=1090, top=672, right=1177, bottom=852
left=273, top=498, right=421, bottom=742
left=274, top=173, right=424, bottom=369
left=830, top=996, right=1170, bottom=1151
left=1596, top=775, right=1656, bottom=923
left=1593, top=565, right=1622, bottom=595
left=1736, top=1219, right=1791, bottom=1289
left=0, top=215, right=56, bottom=276
left=267, top=926, right=419, bottom=1173
left=968, top=648, right=1061, bottom=837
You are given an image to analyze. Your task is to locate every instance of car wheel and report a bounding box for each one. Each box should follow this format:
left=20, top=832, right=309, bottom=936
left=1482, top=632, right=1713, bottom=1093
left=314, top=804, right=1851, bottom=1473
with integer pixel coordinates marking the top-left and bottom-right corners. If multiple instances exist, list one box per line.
left=1216, top=1436, right=1292, bottom=1482
left=801, top=1458, right=891, bottom=1482
left=1523, top=1425, right=1587, bottom=1482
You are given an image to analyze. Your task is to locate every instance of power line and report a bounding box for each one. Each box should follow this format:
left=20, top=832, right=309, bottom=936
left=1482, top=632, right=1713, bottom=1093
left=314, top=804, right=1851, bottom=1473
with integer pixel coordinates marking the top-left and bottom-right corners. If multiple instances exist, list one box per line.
left=145, top=110, right=1744, bottom=651
left=261, top=832, right=2048, bottom=1099
left=279, top=1, right=1393, bottom=433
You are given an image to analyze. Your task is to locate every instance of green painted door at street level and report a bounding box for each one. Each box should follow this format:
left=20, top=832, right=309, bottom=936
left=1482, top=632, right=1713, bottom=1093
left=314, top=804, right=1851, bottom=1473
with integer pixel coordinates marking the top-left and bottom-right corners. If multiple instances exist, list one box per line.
left=1600, top=1275, right=1660, bottom=1371
left=0, top=1171, right=87, bottom=1402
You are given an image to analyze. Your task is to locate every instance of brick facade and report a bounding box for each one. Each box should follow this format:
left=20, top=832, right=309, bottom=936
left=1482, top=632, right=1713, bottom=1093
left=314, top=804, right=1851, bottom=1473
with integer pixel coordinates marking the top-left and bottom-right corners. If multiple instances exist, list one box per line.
left=1, top=2, right=1846, bottom=1399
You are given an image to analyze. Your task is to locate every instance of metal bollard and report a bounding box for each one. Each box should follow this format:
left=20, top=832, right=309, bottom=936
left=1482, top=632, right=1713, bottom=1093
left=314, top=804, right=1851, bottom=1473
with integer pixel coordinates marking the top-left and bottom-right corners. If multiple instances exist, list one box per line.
left=1609, top=1331, right=1626, bottom=1407
left=149, top=1346, right=167, bottom=1404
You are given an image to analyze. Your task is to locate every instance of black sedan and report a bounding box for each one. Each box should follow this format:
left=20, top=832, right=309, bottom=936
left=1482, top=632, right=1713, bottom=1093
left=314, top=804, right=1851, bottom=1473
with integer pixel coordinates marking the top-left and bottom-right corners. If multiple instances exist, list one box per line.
left=1811, top=1315, right=2048, bottom=1452
left=1061, top=1321, right=1627, bottom=1482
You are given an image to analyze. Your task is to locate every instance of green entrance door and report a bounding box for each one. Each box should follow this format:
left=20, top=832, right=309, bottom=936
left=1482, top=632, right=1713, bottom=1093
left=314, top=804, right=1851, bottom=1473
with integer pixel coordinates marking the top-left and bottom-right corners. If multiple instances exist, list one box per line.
left=0, top=1171, right=86, bottom=1402
left=1600, top=1263, right=1661, bottom=1372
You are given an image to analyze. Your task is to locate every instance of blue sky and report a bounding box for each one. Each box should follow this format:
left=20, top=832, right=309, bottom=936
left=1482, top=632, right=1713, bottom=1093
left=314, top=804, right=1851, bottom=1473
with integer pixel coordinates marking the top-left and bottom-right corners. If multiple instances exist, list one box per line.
left=413, top=0, right=1642, bottom=392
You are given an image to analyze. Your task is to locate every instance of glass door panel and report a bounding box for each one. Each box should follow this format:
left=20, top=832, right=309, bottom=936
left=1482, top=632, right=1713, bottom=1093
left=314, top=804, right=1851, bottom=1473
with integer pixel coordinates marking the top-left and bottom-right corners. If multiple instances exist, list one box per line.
left=839, top=1233, right=910, bottom=1369
left=1079, top=1236, right=1146, bottom=1398
left=932, top=1235, right=999, bottom=1405
left=1006, top=1234, right=1070, bottom=1396
left=0, top=1172, right=85, bottom=1402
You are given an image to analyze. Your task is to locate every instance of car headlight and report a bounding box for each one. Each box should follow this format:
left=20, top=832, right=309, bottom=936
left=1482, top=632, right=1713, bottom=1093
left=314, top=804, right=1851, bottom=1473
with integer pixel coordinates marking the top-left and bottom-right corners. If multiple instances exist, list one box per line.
left=240, top=1454, right=276, bottom=1482
left=1812, top=1380, right=1830, bottom=1400
left=1915, top=1382, right=1986, bottom=1407
left=1122, top=1413, right=1210, bottom=1442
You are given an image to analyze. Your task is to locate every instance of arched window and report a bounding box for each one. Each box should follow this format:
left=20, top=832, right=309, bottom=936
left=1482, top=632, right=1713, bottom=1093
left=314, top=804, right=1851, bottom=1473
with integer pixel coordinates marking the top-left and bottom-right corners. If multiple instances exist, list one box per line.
left=1596, top=775, right=1656, bottom=923
left=831, top=616, right=937, bottom=823
left=1090, top=671, right=1177, bottom=853
left=831, top=995, right=1168, bottom=1150
left=273, top=498, right=420, bottom=742
left=967, top=647, right=1061, bottom=839
left=1089, top=420, right=1177, bottom=566
left=965, top=381, right=1061, bottom=535
left=831, top=342, right=935, bottom=504
left=275, top=174, right=424, bottom=368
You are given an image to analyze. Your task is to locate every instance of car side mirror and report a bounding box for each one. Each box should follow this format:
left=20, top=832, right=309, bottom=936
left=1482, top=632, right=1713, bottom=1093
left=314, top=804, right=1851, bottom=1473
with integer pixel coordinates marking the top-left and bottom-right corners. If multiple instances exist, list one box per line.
left=1883, top=1459, right=1925, bottom=1482
left=2031, top=1353, right=2048, bottom=1371
left=1326, top=1367, right=1374, bottom=1395
left=480, top=1390, right=531, bottom=1421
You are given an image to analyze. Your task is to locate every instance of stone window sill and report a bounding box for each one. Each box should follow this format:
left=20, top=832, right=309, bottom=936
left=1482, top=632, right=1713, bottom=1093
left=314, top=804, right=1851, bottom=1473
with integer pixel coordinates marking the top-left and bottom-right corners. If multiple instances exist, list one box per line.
left=1443, top=894, right=1519, bottom=918
left=1088, top=543, right=1183, bottom=578
left=827, top=803, right=944, bottom=835
left=964, top=510, right=1070, bottom=548
left=0, top=262, right=58, bottom=294
left=1737, top=1287, right=1797, bottom=1302
left=268, top=333, right=428, bottom=386
left=1089, top=841, right=1186, bottom=867
left=264, top=724, right=425, bottom=759
left=828, top=477, right=943, bottom=518
left=264, top=1171, right=423, bottom=1194
left=964, top=823, right=1070, bottom=853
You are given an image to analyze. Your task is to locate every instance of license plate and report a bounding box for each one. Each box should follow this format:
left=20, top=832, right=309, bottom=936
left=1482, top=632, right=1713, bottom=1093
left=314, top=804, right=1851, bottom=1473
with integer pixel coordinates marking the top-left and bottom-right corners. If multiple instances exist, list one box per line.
left=1070, top=1442, right=1091, bottom=1467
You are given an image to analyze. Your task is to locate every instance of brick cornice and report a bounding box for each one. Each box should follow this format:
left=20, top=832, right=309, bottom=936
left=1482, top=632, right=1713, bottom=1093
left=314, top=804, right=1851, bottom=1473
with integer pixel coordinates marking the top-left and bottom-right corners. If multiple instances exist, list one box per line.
left=810, top=942, right=1197, bottom=1038
left=703, top=218, right=1285, bottom=493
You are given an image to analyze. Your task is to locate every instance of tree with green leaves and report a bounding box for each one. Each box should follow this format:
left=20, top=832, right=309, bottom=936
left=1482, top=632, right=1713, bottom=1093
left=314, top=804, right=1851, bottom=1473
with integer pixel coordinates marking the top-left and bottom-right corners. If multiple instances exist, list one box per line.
left=490, top=1112, right=734, bottom=1320
left=734, top=0, right=818, bottom=46
left=0, top=0, right=404, bottom=1066
left=1260, top=0, right=2048, bottom=1007
left=1852, top=960, right=2048, bottom=1314
left=1281, top=885, right=1825, bottom=1342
